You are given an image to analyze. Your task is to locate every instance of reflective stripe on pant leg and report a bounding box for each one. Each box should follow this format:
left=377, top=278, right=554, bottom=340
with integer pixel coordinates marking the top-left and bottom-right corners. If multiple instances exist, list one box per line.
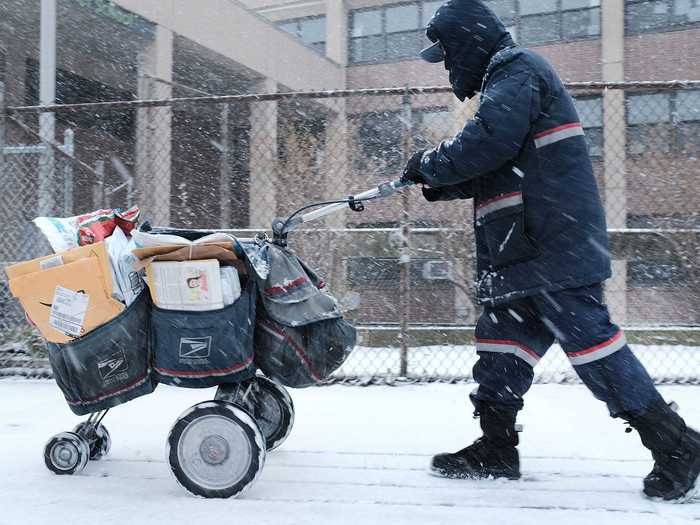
left=566, top=330, right=627, bottom=366
left=476, top=338, right=541, bottom=367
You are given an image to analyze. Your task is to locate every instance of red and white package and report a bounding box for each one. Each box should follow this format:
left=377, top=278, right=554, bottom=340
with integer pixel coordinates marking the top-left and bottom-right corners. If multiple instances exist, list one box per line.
left=77, top=206, right=140, bottom=246
left=34, top=206, right=140, bottom=253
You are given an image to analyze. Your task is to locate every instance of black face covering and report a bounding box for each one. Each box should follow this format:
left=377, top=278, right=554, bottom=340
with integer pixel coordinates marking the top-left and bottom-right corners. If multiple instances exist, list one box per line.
left=426, top=0, right=515, bottom=100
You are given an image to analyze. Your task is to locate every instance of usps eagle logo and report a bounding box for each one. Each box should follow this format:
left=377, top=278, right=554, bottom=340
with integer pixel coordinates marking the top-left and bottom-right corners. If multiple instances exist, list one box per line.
left=179, top=337, right=212, bottom=359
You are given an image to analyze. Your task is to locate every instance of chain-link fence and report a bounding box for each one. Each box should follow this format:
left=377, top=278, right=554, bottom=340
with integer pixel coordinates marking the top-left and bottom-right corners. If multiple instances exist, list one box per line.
left=1, top=80, right=699, bottom=383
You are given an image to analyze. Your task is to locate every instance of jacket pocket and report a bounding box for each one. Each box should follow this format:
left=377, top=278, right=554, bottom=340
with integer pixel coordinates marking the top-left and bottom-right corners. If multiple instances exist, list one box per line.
left=476, top=192, right=539, bottom=269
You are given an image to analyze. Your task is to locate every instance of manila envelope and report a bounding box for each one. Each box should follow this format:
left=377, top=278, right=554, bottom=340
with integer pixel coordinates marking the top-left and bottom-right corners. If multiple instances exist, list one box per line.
left=9, top=256, right=124, bottom=344
left=5, top=242, right=114, bottom=297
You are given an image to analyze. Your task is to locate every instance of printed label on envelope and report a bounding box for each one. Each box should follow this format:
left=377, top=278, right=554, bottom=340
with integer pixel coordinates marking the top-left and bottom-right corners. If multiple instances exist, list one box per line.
left=49, top=286, right=89, bottom=336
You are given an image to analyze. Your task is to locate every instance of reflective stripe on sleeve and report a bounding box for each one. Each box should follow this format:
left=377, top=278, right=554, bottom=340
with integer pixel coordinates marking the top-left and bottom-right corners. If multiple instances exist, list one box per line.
left=534, top=123, right=584, bottom=148
left=566, top=331, right=627, bottom=366
left=476, top=338, right=540, bottom=367
left=475, top=192, right=523, bottom=220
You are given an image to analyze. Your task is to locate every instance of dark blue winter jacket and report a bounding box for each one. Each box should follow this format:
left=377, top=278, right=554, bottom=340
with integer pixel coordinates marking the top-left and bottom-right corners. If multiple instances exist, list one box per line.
left=418, top=0, right=611, bottom=305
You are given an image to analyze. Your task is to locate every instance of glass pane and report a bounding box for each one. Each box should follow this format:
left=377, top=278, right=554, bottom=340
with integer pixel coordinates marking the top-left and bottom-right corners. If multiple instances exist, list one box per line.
left=627, top=93, right=671, bottom=124
left=519, top=0, right=558, bottom=15
left=350, top=35, right=385, bottom=62
left=300, top=17, right=326, bottom=44
left=574, top=97, right=603, bottom=128
left=519, top=13, right=560, bottom=44
left=674, top=0, right=700, bottom=23
left=422, top=0, right=443, bottom=25
left=562, top=7, right=600, bottom=38
left=677, top=90, right=700, bottom=121
left=484, top=0, right=517, bottom=20
left=629, top=259, right=684, bottom=285
left=309, top=41, right=326, bottom=55
left=418, top=110, right=453, bottom=141
left=678, top=121, right=700, bottom=151
left=386, top=30, right=424, bottom=59
left=386, top=4, right=420, bottom=33
left=352, top=9, right=382, bottom=37
left=356, top=111, right=405, bottom=175
left=626, top=126, right=672, bottom=154
left=278, top=21, right=299, bottom=37
left=583, top=127, right=603, bottom=157
left=562, top=0, right=600, bottom=10
left=625, top=1, right=671, bottom=32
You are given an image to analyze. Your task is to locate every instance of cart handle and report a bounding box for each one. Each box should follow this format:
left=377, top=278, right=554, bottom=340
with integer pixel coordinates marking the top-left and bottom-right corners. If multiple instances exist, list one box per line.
left=271, top=179, right=413, bottom=242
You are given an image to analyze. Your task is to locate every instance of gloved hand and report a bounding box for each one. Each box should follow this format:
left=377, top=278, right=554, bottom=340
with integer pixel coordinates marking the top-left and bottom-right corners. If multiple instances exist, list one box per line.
left=421, top=180, right=476, bottom=202
left=401, top=150, right=428, bottom=185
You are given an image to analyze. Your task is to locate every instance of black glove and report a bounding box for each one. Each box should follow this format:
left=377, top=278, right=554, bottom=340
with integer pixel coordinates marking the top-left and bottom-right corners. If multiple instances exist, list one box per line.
left=421, top=180, right=477, bottom=202
left=401, top=150, right=428, bottom=185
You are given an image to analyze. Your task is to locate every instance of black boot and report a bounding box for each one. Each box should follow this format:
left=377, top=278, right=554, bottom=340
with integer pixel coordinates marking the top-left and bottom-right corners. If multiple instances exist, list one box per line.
left=624, top=400, right=700, bottom=502
left=430, top=401, right=521, bottom=480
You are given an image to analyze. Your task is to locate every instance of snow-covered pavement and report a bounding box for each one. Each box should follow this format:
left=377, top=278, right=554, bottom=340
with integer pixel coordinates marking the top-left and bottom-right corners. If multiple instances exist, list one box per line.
left=1, top=380, right=699, bottom=525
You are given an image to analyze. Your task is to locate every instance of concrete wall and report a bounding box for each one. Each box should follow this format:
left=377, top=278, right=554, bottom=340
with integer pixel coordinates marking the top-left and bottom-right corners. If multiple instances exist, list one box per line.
left=113, top=0, right=344, bottom=91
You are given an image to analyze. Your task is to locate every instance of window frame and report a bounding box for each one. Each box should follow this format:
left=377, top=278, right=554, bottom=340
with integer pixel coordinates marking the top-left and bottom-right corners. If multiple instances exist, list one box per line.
left=573, top=95, right=604, bottom=158
left=412, top=106, right=453, bottom=150
left=625, top=0, right=700, bottom=36
left=515, top=0, right=601, bottom=46
left=348, top=0, right=602, bottom=64
left=276, top=15, right=327, bottom=55
left=349, top=1, right=441, bottom=64
left=625, top=89, right=700, bottom=155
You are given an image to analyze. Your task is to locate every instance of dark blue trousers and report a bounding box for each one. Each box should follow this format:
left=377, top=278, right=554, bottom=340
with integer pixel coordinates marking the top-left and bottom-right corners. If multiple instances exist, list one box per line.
left=471, top=284, right=663, bottom=417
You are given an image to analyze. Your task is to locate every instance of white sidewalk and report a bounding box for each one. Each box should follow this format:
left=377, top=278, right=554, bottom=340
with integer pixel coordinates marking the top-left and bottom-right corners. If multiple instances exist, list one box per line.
left=1, top=380, right=699, bottom=525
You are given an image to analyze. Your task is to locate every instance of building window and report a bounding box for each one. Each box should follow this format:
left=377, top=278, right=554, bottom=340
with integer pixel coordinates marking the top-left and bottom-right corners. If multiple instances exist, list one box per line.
left=573, top=96, right=604, bottom=157
left=517, top=0, right=600, bottom=45
left=628, top=257, right=687, bottom=286
left=413, top=107, right=453, bottom=150
left=277, top=16, right=326, bottom=54
left=625, top=0, right=700, bottom=34
left=626, top=92, right=671, bottom=155
left=353, top=110, right=405, bottom=175
left=348, top=0, right=599, bottom=64
left=626, top=89, right=700, bottom=154
left=349, top=1, right=441, bottom=63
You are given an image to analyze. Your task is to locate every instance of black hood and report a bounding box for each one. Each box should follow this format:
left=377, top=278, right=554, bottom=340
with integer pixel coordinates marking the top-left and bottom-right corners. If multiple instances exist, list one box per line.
left=426, top=0, right=515, bottom=100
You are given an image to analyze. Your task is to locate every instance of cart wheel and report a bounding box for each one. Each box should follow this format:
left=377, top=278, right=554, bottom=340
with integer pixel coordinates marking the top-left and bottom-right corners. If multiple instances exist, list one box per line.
left=166, top=401, right=265, bottom=499
left=44, top=432, right=90, bottom=475
left=216, top=376, right=295, bottom=451
left=73, top=422, right=111, bottom=460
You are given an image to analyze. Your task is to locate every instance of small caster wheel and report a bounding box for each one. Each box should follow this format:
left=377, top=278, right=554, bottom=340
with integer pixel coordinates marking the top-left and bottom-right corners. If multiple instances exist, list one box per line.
left=166, top=401, right=266, bottom=498
left=73, top=422, right=111, bottom=460
left=216, top=375, right=295, bottom=451
left=44, top=432, right=90, bottom=475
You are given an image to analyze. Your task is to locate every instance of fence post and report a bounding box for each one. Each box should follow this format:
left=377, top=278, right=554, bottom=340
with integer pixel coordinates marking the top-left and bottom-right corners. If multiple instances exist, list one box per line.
left=94, top=160, right=105, bottom=209
left=0, top=82, right=5, bottom=184
left=399, top=88, right=413, bottom=378
left=220, top=103, right=231, bottom=228
left=62, top=129, right=74, bottom=215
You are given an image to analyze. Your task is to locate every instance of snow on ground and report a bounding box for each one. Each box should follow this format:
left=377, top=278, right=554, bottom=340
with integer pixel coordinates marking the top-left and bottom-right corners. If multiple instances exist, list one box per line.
left=339, top=344, right=700, bottom=383
left=1, top=380, right=700, bottom=525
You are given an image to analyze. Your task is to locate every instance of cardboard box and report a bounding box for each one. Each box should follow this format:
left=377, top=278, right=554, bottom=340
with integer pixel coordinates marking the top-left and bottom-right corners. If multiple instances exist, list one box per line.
left=5, top=242, right=114, bottom=296
left=9, top=256, right=125, bottom=343
left=132, top=242, right=244, bottom=274
left=146, top=259, right=224, bottom=311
